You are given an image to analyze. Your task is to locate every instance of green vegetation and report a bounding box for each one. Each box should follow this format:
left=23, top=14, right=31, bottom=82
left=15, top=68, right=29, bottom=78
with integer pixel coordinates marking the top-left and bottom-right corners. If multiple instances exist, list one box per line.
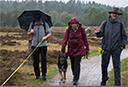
left=108, top=58, right=128, bottom=86
left=0, top=27, right=128, bottom=86
left=0, top=0, right=128, bottom=27
left=26, top=64, right=58, bottom=86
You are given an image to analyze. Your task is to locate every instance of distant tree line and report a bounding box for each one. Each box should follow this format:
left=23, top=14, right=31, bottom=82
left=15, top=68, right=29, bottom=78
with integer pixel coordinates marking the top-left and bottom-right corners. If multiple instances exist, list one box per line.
left=0, top=0, right=128, bottom=27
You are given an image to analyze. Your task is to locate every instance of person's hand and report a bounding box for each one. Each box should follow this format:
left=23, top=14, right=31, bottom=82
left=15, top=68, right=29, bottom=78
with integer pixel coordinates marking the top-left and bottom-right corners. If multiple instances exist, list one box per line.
left=61, top=51, right=65, bottom=55
left=42, top=36, right=47, bottom=40
left=120, top=46, right=124, bottom=51
left=30, top=29, right=34, bottom=33
left=85, top=52, right=90, bottom=59
left=92, top=27, right=99, bottom=34
left=86, top=52, right=89, bottom=55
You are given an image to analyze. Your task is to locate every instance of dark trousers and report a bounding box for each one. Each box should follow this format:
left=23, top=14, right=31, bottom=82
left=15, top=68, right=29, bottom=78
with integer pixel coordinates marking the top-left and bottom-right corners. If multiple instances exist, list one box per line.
left=102, top=48, right=122, bottom=86
left=32, top=46, right=47, bottom=77
left=70, top=55, right=82, bottom=82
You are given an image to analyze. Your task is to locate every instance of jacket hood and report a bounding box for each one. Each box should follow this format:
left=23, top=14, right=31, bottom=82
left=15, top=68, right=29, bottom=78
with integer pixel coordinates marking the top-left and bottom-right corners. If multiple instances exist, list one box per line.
left=68, top=17, right=81, bottom=26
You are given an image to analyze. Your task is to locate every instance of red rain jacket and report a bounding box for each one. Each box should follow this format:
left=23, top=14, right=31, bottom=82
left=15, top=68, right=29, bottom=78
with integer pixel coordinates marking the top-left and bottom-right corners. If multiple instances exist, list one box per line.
left=61, top=25, right=89, bottom=57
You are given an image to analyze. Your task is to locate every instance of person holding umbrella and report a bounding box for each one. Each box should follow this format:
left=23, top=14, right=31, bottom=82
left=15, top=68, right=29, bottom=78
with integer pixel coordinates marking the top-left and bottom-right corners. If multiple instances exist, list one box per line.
left=27, top=14, right=51, bottom=80
left=93, top=7, right=127, bottom=86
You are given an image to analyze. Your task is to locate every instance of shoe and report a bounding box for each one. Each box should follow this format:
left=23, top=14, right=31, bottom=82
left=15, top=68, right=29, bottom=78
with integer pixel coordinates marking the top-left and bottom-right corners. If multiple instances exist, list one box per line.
left=100, top=81, right=106, bottom=86
left=35, top=76, right=40, bottom=79
left=42, top=75, right=46, bottom=81
left=73, top=81, right=78, bottom=85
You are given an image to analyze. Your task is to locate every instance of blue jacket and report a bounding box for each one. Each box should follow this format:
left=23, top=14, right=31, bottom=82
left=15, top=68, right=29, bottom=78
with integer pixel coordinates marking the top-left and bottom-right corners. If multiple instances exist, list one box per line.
left=28, top=21, right=51, bottom=47
left=96, top=17, right=127, bottom=51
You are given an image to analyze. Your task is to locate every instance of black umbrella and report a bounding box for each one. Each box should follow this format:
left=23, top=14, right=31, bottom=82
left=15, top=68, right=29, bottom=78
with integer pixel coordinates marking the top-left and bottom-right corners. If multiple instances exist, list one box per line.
left=17, top=9, right=53, bottom=31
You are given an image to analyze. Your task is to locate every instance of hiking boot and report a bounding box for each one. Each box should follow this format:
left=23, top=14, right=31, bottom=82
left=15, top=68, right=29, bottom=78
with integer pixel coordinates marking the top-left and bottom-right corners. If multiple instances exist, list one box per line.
left=73, top=81, right=78, bottom=85
left=42, top=75, right=46, bottom=81
left=100, top=81, right=106, bottom=86
left=35, top=76, right=40, bottom=79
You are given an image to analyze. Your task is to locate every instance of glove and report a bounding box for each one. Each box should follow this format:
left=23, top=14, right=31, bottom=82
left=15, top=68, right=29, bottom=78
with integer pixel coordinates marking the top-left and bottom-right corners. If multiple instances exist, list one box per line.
left=85, top=52, right=90, bottom=59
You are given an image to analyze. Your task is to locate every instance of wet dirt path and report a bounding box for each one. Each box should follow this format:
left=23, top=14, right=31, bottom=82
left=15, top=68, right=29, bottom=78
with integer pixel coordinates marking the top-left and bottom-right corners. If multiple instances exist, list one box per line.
left=42, top=49, right=128, bottom=86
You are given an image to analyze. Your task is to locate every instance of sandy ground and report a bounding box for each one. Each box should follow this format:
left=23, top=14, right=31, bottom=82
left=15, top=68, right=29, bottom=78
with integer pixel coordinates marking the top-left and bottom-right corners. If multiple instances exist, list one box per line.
left=42, top=49, right=128, bottom=86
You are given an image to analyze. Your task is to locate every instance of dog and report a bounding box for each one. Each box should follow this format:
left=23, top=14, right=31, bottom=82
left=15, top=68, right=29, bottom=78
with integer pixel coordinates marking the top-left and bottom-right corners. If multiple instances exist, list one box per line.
left=58, top=53, right=68, bottom=83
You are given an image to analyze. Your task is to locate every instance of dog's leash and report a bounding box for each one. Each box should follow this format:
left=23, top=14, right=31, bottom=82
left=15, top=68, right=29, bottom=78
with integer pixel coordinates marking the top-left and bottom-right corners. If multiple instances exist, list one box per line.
left=1, top=39, right=46, bottom=86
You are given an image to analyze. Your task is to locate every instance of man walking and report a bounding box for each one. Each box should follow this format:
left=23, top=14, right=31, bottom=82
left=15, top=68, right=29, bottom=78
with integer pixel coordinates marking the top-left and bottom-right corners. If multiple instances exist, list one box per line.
left=27, top=14, right=51, bottom=80
left=93, top=7, right=127, bottom=86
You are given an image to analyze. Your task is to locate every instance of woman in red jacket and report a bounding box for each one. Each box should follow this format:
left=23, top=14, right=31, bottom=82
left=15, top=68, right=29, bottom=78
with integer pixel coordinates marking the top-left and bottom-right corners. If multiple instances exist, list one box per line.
left=61, top=17, right=89, bottom=85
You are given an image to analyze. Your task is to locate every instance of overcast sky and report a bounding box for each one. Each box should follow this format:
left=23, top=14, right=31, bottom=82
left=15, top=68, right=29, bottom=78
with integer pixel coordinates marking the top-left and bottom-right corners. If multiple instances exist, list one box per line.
left=43, top=0, right=128, bottom=7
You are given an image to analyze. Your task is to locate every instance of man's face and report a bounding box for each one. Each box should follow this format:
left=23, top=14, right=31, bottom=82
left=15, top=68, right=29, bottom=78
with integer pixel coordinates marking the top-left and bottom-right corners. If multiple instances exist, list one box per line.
left=36, top=21, right=41, bottom=24
left=110, top=13, right=119, bottom=19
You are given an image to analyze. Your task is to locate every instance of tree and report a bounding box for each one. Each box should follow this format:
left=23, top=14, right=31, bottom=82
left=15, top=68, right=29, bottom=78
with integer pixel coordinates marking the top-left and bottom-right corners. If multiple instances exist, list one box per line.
left=49, top=11, right=60, bottom=25
left=0, top=0, right=127, bottom=27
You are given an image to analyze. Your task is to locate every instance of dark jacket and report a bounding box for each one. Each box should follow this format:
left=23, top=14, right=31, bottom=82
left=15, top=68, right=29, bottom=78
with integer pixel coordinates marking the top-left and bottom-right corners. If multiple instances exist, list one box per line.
left=96, top=17, right=127, bottom=51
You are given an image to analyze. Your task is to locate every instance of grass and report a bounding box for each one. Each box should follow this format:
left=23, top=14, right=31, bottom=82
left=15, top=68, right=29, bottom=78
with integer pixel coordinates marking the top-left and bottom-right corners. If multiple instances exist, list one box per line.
left=10, top=62, right=59, bottom=86
left=0, top=40, right=28, bottom=51
left=26, top=64, right=58, bottom=86
left=0, top=32, right=21, bottom=37
left=0, top=42, right=100, bottom=86
left=1, top=27, right=127, bottom=86
left=107, top=58, right=128, bottom=86
left=48, top=43, right=61, bottom=51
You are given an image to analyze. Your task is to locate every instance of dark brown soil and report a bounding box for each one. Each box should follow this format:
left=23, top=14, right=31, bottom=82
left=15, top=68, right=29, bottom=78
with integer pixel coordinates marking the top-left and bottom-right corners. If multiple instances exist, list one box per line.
left=0, top=27, right=61, bottom=85
left=0, top=27, right=128, bottom=86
